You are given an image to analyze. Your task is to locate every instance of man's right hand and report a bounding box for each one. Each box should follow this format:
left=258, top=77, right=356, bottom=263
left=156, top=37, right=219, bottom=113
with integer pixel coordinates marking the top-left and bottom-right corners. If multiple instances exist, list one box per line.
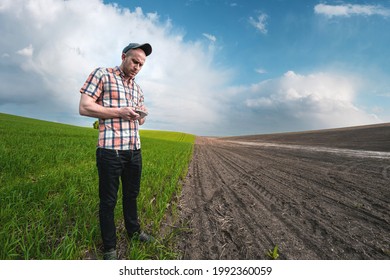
left=79, top=94, right=140, bottom=120
left=118, top=107, right=140, bottom=121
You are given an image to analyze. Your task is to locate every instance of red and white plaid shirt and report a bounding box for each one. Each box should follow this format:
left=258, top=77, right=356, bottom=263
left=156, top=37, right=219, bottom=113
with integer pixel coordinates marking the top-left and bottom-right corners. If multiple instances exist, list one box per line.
left=80, top=66, right=144, bottom=150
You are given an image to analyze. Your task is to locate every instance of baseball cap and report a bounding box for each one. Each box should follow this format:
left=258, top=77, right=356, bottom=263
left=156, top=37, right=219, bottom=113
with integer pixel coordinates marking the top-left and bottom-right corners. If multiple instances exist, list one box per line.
left=122, top=43, right=152, bottom=56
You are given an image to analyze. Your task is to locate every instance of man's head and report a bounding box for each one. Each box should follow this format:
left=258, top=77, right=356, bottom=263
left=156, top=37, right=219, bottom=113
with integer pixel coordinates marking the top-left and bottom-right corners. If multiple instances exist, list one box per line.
left=122, top=43, right=152, bottom=57
left=120, top=43, right=152, bottom=79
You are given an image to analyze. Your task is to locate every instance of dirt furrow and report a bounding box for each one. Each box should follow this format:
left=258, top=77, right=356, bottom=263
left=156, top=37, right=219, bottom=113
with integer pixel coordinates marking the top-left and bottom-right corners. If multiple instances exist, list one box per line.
left=176, top=137, right=390, bottom=259
left=210, top=145, right=340, bottom=259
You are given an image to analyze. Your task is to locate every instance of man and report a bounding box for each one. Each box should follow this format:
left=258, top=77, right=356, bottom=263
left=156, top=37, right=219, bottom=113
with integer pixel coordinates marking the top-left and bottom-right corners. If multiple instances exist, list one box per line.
left=79, top=43, right=154, bottom=260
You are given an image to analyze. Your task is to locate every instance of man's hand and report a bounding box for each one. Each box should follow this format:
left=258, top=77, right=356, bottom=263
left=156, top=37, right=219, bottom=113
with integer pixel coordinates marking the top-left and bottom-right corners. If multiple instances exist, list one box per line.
left=136, top=105, right=148, bottom=125
left=79, top=94, right=147, bottom=124
left=137, top=105, right=148, bottom=114
left=118, top=107, right=140, bottom=121
left=80, top=94, right=141, bottom=120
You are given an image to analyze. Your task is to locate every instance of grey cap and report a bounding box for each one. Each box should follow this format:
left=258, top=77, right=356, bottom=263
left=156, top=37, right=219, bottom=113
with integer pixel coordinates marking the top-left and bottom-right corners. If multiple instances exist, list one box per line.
left=122, top=43, right=152, bottom=56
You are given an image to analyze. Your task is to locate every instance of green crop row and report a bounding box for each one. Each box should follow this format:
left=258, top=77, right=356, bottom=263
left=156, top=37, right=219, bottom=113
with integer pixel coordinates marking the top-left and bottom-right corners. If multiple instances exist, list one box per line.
left=0, top=113, right=195, bottom=259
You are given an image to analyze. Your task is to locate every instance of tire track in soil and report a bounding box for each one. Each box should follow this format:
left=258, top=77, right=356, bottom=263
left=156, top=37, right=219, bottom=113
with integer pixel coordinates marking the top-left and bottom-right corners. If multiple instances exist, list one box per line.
left=176, top=137, right=390, bottom=259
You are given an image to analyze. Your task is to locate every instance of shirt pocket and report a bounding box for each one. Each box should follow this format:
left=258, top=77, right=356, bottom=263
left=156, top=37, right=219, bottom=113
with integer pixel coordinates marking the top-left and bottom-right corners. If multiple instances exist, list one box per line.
left=102, top=82, right=129, bottom=108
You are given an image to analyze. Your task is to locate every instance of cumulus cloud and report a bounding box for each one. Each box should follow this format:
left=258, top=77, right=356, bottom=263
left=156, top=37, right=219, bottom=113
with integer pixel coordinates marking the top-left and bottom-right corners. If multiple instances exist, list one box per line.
left=0, top=0, right=230, bottom=134
left=314, top=3, right=390, bottom=18
left=249, top=12, right=268, bottom=34
left=221, top=71, right=380, bottom=135
left=0, top=0, right=382, bottom=136
left=16, top=44, right=34, bottom=57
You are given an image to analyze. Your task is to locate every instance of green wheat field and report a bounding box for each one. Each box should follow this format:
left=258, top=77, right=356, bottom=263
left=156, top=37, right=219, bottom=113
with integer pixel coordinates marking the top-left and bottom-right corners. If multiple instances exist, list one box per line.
left=0, top=113, right=195, bottom=260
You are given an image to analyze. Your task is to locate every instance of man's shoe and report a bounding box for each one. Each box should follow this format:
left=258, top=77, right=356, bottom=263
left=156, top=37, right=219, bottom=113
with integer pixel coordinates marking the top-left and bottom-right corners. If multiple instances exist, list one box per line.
left=129, top=231, right=155, bottom=243
left=139, top=231, right=155, bottom=243
left=103, top=249, right=117, bottom=260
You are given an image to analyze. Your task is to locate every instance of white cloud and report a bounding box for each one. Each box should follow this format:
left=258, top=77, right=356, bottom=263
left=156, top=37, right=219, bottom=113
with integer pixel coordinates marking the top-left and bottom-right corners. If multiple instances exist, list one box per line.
left=16, top=44, right=34, bottom=57
left=249, top=12, right=268, bottom=34
left=222, top=71, right=380, bottom=135
left=255, top=68, right=267, bottom=74
left=314, top=3, right=390, bottom=18
left=0, top=0, right=383, bottom=136
left=0, top=0, right=230, bottom=135
left=202, top=33, right=216, bottom=43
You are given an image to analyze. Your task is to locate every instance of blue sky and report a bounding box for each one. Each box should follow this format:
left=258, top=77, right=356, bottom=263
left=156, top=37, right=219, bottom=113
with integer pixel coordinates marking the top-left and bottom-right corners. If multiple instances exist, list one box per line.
left=1, top=0, right=390, bottom=136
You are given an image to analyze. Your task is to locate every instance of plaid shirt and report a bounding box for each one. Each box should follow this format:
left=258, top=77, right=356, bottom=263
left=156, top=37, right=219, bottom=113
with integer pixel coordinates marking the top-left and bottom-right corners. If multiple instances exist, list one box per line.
left=80, top=66, right=144, bottom=150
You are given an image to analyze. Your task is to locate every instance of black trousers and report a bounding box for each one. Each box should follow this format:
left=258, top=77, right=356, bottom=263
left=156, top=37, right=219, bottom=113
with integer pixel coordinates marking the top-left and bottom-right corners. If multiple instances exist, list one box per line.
left=96, top=148, right=142, bottom=251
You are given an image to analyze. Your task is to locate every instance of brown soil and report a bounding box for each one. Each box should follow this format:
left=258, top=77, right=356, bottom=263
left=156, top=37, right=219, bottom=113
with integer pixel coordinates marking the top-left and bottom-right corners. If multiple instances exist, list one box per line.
left=176, top=123, right=390, bottom=259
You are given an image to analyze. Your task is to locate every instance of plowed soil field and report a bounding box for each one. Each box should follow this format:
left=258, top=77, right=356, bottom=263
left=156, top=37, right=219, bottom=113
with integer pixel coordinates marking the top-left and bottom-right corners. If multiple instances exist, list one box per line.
left=176, top=124, right=390, bottom=259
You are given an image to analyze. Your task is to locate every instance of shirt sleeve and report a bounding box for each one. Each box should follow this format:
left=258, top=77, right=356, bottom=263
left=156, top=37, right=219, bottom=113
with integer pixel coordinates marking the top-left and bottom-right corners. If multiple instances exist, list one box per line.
left=133, top=81, right=145, bottom=107
left=139, top=88, right=145, bottom=107
left=80, top=68, right=104, bottom=101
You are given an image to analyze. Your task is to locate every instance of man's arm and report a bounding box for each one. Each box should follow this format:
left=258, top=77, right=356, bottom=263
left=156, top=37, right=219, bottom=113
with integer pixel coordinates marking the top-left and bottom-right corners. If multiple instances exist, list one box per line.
left=79, top=94, right=139, bottom=121
left=136, top=105, right=147, bottom=126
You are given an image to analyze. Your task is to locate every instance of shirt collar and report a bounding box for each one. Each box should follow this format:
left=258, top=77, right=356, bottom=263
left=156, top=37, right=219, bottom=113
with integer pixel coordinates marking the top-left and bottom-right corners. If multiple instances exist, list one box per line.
left=115, top=66, right=135, bottom=82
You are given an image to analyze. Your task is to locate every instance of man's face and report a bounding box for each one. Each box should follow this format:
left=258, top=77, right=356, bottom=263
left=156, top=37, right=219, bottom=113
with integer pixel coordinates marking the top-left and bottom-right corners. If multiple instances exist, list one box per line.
left=120, top=48, right=146, bottom=79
